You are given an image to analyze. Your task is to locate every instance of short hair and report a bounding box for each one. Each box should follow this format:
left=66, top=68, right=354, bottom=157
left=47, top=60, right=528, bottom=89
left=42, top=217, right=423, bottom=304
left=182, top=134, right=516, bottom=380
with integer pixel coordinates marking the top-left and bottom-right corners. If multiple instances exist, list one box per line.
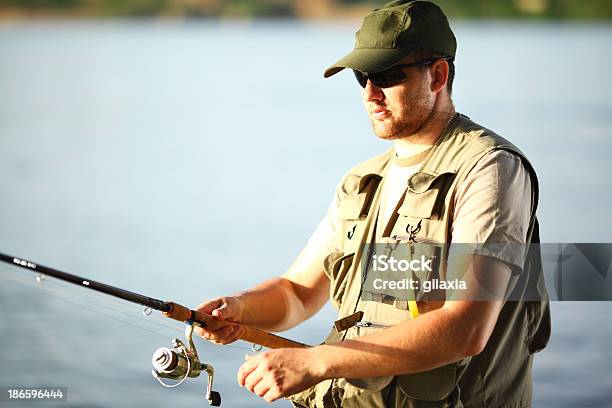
left=413, top=51, right=455, bottom=95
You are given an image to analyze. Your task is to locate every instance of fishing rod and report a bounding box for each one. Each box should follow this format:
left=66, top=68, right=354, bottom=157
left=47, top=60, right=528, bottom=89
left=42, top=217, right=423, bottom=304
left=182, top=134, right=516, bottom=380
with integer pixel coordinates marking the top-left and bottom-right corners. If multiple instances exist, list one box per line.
left=0, top=252, right=309, bottom=406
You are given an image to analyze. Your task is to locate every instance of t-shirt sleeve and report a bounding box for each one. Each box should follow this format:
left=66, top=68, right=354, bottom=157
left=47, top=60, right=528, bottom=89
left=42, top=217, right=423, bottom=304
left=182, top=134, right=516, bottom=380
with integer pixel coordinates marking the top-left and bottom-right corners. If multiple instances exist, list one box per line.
left=303, top=179, right=345, bottom=256
left=450, top=150, right=533, bottom=271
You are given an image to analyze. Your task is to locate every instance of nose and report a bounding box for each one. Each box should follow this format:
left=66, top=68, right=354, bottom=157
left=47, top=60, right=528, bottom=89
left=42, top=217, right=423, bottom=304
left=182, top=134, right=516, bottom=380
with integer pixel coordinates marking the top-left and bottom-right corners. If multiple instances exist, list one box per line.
left=363, top=79, right=384, bottom=102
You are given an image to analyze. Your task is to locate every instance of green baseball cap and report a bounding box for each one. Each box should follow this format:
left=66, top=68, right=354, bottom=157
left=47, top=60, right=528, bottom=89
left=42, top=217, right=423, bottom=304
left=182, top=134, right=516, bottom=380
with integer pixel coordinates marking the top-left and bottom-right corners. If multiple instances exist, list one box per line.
left=324, top=0, right=456, bottom=78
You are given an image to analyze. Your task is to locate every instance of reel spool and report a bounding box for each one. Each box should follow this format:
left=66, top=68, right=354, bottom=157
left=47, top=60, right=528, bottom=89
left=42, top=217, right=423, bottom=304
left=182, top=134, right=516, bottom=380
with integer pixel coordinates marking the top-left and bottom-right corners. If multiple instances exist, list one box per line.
left=152, top=322, right=221, bottom=406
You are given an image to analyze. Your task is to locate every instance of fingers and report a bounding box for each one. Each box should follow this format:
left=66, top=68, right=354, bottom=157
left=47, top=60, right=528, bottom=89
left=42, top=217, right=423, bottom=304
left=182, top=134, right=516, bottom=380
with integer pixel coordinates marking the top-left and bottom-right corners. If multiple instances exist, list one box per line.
left=194, top=296, right=245, bottom=345
left=239, top=358, right=276, bottom=400
left=252, top=378, right=271, bottom=399
left=244, top=366, right=281, bottom=403
left=237, top=354, right=258, bottom=387
left=195, top=298, right=223, bottom=315
left=262, top=387, right=281, bottom=403
left=195, top=297, right=242, bottom=322
left=195, top=323, right=242, bottom=345
left=244, top=367, right=265, bottom=394
left=238, top=351, right=298, bottom=403
left=211, top=299, right=234, bottom=320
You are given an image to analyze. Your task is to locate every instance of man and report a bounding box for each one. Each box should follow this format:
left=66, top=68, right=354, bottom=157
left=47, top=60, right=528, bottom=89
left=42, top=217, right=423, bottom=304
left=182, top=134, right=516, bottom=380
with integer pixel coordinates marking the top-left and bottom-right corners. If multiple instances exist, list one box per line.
left=195, top=1, right=550, bottom=407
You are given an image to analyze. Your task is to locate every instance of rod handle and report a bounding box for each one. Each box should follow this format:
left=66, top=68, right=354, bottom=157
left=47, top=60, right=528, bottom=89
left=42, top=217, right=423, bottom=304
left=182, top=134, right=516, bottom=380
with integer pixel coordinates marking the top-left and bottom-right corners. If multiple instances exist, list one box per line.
left=163, top=302, right=309, bottom=349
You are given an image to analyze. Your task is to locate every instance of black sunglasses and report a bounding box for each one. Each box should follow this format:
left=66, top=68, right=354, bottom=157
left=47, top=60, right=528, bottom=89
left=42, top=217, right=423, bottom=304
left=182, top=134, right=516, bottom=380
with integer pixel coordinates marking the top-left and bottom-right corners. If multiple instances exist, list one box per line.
left=353, top=57, right=451, bottom=89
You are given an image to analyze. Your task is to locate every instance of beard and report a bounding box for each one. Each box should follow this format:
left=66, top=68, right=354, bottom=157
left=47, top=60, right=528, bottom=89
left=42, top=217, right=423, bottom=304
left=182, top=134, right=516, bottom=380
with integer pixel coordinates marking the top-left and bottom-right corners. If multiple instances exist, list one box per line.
left=371, top=115, right=424, bottom=140
left=369, top=82, right=433, bottom=140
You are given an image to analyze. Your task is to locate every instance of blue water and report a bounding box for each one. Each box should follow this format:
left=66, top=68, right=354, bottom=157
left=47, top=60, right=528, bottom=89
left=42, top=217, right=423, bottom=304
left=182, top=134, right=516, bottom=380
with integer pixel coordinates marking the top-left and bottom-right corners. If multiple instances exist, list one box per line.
left=0, top=20, right=611, bottom=407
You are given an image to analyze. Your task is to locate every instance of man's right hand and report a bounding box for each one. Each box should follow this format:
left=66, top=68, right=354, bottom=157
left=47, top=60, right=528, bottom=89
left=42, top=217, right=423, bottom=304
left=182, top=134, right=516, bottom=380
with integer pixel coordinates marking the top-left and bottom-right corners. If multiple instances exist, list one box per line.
left=194, top=297, right=245, bottom=345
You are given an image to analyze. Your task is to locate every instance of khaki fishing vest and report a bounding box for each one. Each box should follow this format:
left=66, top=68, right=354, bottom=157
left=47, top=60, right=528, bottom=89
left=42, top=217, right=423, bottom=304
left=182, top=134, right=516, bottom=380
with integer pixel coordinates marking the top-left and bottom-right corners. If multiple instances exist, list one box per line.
left=288, top=114, right=551, bottom=408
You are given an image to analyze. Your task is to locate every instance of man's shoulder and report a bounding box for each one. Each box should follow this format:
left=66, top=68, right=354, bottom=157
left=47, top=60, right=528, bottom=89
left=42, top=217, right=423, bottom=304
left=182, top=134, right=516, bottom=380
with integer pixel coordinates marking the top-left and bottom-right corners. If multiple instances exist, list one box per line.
left=345, top=148, right=394, bottom=177
left=453, top=114, right=537, bottom=177
left=452, top=114, right=521, bottom=154
left=334, top=148, right=393, bottom=196
left=450, top=116, right=540, bottom=211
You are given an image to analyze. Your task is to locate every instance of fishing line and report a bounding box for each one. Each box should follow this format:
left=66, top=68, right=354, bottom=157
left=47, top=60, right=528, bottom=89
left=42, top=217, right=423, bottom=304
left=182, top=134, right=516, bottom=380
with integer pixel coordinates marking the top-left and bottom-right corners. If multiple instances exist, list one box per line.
left=0, top=263, right=171, bottom=327
left=0, top=265, right=175, bottom=340
left=0, top=263, right=253, bottom=353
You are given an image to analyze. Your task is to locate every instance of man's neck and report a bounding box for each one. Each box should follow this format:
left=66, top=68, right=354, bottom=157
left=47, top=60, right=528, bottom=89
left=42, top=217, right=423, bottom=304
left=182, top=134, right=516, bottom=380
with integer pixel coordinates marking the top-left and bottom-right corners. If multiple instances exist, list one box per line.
left=394, top=106, right=456, bottom=158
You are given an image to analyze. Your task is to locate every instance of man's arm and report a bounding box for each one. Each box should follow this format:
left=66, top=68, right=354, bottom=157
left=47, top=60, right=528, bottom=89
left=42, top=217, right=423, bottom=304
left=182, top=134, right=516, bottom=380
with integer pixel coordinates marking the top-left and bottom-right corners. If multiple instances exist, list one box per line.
left=312, top=254, right=511, bottom=378
left=236, top=254, right=512, bottom=402
left=195, top=182, right=344, bottom=343
left=194, top=239, right=331, bottom=343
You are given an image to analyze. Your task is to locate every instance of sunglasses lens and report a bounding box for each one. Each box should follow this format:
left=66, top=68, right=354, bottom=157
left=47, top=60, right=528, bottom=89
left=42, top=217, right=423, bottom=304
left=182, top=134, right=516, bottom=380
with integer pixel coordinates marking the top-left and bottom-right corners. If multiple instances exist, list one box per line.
left=353, top=70, right=368, bottom=88
left=353, top=66, right=407, bottom=89
left=373, top=67, right=407, bottom=88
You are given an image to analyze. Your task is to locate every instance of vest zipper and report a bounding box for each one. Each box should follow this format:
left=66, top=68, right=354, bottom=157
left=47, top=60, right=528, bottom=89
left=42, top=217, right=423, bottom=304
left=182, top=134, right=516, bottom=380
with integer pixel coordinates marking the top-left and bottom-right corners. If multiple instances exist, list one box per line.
left=391, top=235, right=442, bottom=245
left=391, top=234, right=414, bottom=241
left=354, top=321, right=392, bottom=329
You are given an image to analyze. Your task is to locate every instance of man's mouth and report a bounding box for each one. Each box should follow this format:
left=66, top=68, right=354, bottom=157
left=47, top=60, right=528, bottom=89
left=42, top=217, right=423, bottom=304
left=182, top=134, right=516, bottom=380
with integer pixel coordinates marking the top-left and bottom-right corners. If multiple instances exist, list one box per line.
left=372, top=107, right=390, bottom=120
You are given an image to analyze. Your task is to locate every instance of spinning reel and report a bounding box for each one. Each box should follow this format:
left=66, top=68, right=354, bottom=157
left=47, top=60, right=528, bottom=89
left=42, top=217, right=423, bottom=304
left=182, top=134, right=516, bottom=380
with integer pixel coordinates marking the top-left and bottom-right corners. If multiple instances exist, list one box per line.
left=1, top=252, right=308, bottom=407
left=151, top=322, right=221, bottom=406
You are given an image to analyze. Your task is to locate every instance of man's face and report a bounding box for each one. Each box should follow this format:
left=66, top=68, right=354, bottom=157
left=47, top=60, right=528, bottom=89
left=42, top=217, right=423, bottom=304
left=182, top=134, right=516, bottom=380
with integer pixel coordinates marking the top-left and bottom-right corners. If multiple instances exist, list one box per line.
left=362, top=57, right=436, bottom=140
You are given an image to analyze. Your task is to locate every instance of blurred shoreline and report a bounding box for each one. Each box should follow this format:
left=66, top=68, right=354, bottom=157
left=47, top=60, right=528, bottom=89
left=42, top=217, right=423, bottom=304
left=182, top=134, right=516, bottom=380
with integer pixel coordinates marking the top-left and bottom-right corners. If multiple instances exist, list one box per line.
left=2, top=17, right=612, bottom=29
left=1, top=0, right=612, bottom=21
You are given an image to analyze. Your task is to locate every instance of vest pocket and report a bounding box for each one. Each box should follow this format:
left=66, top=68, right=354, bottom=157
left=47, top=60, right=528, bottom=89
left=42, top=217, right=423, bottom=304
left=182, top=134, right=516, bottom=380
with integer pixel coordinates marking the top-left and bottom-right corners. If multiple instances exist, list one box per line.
left=325, top=252, right=355, bottom=309
left=340, top=195, right=367, bottom=220
left=526, top=300, right=551, bottom=353
left=396, top=364, right=458, bottom=402
left=397, top=170, right=457, bottom=221
left=339, top=173, right=382, bottom=220
left=339, top=199, right=366, bottom=251
left=388, top=172, right=455, bottom=253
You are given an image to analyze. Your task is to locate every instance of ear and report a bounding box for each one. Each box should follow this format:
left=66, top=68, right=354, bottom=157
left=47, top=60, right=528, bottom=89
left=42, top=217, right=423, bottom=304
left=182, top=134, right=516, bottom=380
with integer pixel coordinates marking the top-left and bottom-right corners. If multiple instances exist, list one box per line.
left=430, top=59, right=449, bottom=94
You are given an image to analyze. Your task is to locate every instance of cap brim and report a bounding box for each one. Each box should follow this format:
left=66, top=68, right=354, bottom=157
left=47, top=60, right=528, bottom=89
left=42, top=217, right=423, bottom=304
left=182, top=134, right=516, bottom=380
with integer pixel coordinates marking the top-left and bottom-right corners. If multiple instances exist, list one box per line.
left=323, top=48, right=409, bottom=78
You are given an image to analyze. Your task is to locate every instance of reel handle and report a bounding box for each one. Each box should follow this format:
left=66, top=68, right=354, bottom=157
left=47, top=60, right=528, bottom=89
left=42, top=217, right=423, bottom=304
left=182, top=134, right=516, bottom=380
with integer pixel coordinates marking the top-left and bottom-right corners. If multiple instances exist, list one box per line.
left=208, top=390, right=221, bottom=407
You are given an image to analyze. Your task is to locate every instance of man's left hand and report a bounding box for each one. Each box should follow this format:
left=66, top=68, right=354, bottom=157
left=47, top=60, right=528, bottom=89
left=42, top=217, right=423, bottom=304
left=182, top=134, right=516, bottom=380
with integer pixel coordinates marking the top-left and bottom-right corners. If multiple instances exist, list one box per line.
left=237, top=348, right=324, bottom=402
